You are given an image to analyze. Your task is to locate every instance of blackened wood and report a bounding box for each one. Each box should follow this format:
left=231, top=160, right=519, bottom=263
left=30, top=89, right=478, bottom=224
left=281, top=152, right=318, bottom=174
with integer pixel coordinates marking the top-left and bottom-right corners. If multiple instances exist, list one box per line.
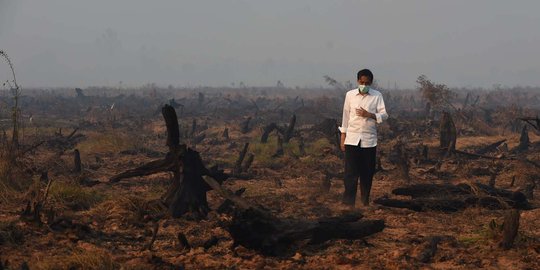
left=144, top=222, right=160, bottom=251
left=273, top=135, right=284, bottom=157
left=499, top=210, right=520, bottom=250
left=378, top=183, right=531, bottom=211
left=217, top=188, right=246, bottom=214
left=439, top=112, right=456, bottom=152
left=234, top=143, right=249, bottom=175
left=261, top=123, right=277, bottom=143
left=242, top=153, right=255, bottom=172
left=321, top=173, right=332, bottom=193
left=393, top=183, right=472, bottom=198
left=73, top=149, right=81, bottom=173
left=476, top=139, right=507, bottom=155
left=240, top=117, right=251, bottom=134
left=298, top=136, right=306, bottom=156
left=110, top=105, right=227, bottom=219
left=227, top=208, right=384, bottom=256
left=162, top=104, right=180, bottom=149
left=489, top=171, right=497, bottom=187
left=190, top=119, right=197, bottom=137
left=517, top=125, right=529, bottom=152
left=192, top=133, right=206, bottom=145
left=166, top=148, right=211, bottom=218
left=374, top=197, right=466, bottom=212
left=389, top=141, right=410, bottom=182
left=417, top=236, right=442, bottom=263
left=203, top=236, right=219, bottom=250
left=222, top=128, right=229, bottom=140
left=177, top=232, right=191, bottom=250
left=519, top=117, right=540, bottom=131
left=422, top=145, right=429, bottom=161
left=283, top=114, right=296, bottom=143
left=510, top=175, right=516, bottom=187
left=110, top=157, right=174, bottom=183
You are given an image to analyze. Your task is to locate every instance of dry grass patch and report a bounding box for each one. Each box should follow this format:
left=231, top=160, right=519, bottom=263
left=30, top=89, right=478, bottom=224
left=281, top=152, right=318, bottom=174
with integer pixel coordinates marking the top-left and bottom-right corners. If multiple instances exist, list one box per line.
left=87, top=194, right=164, bottom=226
left=32, top=247, right=119, bottom=270
left=49, top=181, right=104, bottom=211
left=76, top=131, right=139, bottom=155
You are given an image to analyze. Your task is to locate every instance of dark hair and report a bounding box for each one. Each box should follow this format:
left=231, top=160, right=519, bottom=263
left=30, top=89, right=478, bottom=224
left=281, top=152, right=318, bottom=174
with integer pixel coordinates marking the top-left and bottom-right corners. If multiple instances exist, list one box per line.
left=357, top=69, right=374, bottom=82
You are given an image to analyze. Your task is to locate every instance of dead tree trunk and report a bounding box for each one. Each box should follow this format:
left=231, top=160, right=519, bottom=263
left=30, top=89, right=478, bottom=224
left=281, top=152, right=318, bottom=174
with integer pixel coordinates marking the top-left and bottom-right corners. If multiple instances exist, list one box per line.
left=73, top=149, right=81, bottom=173
left=240, top=117, right=251, bottom=134
left=283, top=114, right=296, bottom=143
left=440, top=112, right=456, bottom=152
left=228, top=209, right=384, bottom=256
left=222, top=128, right=229, bottom=140
left=191, top=119, right=197, bottom=138
left=298, top=136, right=306, bottom=156
left=375, top=183, right=531, bottom=212
left=242, top=153, right=254, bottom=173
left=110, top=105, right=228, bottom=219
left=476, top=139, right=507, bottom=155
left=233, top=143, right=249, bottom=175
left=389, top=141, right=410, bottom=182
left=273, top=135, right=284, bottom=157
left=198, top=175, right=385, bottom=256
left=261, top=123, right=277, bottom=143
left=517, top=125, right=529, bottom=152
left=499, top=209, right=520, bottom=250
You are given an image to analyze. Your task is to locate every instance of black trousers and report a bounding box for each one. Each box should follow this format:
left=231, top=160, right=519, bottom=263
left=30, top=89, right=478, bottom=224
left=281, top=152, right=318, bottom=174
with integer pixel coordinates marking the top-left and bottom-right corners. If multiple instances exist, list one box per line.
left=343, top=145, right=376, bottom=206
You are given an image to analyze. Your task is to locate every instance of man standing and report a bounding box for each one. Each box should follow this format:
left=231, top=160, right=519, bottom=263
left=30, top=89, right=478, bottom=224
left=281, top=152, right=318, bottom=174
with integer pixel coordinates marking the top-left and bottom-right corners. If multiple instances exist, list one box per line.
left=339, top=69, right=388, bottom=207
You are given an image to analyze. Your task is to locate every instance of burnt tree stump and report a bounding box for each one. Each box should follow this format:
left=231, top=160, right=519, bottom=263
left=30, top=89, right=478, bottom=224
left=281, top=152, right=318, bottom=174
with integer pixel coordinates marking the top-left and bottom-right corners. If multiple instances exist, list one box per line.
left=389, top=141, right=410, bottom=182
left=233, top=143, right=249, bottom=175
left=110, top=105, right=228, bottom=218
left=261, top=123, right=277, bottom=143
left=240, top=117, right=252, bottom=134
left=440, top=112, right=456, bottom=152
left=73, top=149, right=82, bottom=173
left=499, top=209, right=520, bottom=250
left=222, top=128, right=229, bottom=140
left=516, top=125, right=529, bottom=152
left=273, top=135, right=284, bottom=157
left=283, top=114, right=296, bottom=143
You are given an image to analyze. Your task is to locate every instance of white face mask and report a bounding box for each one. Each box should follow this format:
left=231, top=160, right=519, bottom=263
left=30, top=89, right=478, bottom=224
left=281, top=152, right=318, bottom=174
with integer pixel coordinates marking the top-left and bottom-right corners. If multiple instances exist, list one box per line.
left=358, top=84, right=370, bottom=94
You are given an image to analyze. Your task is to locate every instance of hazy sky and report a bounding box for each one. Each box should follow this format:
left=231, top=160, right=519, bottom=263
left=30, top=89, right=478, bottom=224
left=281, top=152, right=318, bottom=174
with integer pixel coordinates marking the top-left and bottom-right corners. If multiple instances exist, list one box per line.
left=1, top=0, right=540, bottom=89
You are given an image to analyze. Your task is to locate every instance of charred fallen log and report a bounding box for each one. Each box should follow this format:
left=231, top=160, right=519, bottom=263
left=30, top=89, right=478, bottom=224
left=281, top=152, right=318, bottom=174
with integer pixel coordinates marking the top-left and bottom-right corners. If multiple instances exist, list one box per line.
left=375, top=183, right=532, bottom=212
left=476, top=139, right=507, bottom=155
left=199, top=174, right=385, bottom=256
left=228, top=209, right=384, bottom=256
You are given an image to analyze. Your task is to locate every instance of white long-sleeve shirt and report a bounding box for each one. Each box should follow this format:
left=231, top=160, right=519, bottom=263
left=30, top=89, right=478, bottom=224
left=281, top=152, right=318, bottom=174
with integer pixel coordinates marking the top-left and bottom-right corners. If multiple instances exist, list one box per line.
left=339, top=88, right=388, bottom=147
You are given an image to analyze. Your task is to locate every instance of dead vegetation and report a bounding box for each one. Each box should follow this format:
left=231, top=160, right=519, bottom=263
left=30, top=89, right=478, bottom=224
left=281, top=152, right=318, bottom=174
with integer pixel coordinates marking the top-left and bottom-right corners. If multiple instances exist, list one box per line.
left=0, top=80, right=538, bottom=269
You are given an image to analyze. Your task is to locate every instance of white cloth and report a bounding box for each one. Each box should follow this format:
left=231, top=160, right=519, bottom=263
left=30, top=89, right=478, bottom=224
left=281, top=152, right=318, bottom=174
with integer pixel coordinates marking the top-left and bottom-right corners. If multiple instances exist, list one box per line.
left=339, top=88, right=388, bottom=147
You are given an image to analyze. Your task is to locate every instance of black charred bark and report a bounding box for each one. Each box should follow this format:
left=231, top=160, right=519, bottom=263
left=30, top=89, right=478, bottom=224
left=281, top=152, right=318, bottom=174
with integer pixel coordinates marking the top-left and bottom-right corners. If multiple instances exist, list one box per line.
left=110, top=105, right=228, bottom=219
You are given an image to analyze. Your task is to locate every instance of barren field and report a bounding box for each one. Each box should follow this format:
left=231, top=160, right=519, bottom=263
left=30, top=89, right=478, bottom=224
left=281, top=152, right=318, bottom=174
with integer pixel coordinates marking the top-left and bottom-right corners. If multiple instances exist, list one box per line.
left=1, top=86, right=539, bottom=269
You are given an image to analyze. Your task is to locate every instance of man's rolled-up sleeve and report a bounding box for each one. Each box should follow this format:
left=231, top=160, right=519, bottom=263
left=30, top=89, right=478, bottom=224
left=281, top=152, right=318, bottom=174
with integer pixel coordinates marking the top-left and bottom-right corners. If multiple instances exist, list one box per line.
left=339, top=93, right=350, bottom=133
left=375, top=95, right=388, bottom=124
